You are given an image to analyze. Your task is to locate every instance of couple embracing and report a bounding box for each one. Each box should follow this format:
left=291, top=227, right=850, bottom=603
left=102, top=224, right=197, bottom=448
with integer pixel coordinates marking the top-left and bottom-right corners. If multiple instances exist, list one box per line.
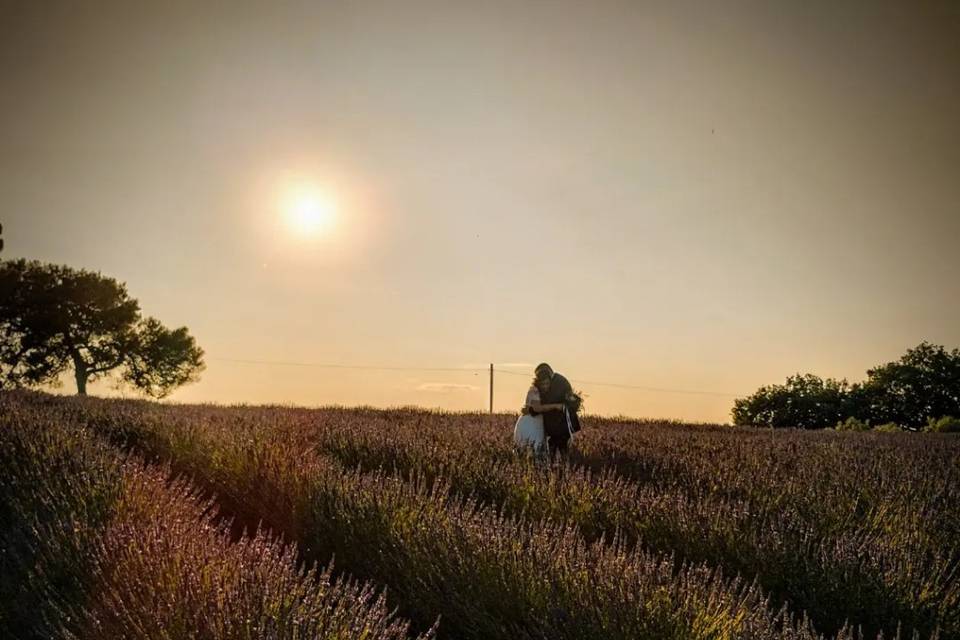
left=514, top=363, right=581, bottom=460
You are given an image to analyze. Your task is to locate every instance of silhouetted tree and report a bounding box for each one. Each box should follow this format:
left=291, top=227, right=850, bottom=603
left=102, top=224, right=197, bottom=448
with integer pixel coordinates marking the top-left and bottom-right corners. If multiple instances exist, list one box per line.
left=854, top=342, right=960, bottom=430
left=732, top=373, right=851, bottom=428
left=733, top=342, right=960, bottom=430
left=0, top=259, right=204, bottom=397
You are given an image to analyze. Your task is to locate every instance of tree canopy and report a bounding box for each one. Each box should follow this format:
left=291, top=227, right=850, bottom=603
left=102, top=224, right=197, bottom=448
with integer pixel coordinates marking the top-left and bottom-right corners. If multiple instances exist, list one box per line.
left=856, top=342, right=960, bottom=429
left=0, top=259, right=204, bottom=397
left=732, top=374, right=853, bottom=429
left=733, top=342, right=960, bottom=430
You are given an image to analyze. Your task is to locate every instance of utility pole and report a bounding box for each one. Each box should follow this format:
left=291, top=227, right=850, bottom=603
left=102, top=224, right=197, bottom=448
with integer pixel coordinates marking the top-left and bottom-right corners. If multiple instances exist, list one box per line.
left=489, top=363, right=494, bottom=414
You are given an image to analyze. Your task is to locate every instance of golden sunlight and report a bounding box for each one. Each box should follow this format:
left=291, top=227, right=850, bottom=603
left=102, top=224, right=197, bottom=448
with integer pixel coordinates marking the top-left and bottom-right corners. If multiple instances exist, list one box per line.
left=282, top=183, right=336, bottom=237
left=257, top=166, right=376, bottom=265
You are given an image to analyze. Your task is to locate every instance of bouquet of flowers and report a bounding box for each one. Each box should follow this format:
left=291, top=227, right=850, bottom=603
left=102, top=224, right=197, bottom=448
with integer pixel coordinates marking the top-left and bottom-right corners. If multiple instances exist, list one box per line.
left=566, top=389, right=584, bottom=414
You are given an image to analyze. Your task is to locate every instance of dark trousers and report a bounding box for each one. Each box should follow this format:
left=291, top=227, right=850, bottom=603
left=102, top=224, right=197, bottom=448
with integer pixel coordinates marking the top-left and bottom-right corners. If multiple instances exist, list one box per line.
left=547, top=434, right=570, bottom=461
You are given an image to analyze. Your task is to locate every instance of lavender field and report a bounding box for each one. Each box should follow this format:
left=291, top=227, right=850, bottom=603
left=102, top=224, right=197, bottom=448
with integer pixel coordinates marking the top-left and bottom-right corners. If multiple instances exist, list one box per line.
left=2, top=390, right=958, bottom=639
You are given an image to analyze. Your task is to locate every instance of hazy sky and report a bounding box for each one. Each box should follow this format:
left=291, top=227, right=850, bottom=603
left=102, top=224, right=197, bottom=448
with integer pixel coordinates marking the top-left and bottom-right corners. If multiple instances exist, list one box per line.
left=2, top=1, right=958, bottom=422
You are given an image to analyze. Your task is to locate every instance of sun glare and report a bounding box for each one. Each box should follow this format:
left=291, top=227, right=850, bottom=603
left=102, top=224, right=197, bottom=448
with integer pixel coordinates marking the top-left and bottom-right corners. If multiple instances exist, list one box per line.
left=283, top=184, right=336, bottom=237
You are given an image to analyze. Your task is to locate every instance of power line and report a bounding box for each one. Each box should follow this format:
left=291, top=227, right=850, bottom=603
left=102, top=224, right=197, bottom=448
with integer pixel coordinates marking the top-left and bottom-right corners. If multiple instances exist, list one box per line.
left=493, top=368, right=742, bottom=397
left=571, top=379, right=741, bottom=398
left=211, top=357, right=484, bottom=374
left=210, top=358, right=743, bottom=397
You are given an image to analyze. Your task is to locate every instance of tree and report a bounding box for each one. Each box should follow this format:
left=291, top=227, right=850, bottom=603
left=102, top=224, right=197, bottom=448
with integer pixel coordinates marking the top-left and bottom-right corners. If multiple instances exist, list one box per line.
left=732, top=373, right=851, bottom=429
left=732, top=342, right=960, bottom=430
left=0, top=259, right=204, bottom=397
left=856, top=342, right=960, bottom=430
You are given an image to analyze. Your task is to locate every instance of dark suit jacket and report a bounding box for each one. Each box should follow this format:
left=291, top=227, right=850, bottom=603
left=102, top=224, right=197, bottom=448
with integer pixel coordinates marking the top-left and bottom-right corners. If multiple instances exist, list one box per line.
left=539, top=373, right=574, bottom=438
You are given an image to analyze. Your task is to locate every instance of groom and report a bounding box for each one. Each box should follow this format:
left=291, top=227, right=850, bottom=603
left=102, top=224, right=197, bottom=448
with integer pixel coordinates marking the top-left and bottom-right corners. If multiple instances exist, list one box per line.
left=530, top=363, right=578, bottom=460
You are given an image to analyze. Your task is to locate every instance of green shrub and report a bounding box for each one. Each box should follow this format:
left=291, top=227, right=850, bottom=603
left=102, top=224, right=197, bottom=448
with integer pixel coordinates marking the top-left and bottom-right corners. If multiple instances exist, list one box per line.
left=835, top=416, right=870, bottom=432
left=872, top=422, right=902, bottom=433
left=925, top=416, right=960, bottom=433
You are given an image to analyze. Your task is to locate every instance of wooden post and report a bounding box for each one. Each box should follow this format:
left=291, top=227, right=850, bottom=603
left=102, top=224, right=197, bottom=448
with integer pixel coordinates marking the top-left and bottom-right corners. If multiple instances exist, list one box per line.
left=489, top=363, right=494, bottom=414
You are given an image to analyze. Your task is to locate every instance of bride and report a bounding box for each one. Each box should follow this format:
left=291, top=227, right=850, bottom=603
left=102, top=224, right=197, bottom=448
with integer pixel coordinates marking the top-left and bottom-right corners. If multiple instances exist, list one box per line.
left=514, top=376, right=565, bottom=454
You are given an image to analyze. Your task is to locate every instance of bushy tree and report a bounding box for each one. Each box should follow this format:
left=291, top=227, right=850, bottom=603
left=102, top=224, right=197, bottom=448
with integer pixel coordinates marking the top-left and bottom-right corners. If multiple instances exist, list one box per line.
left=856, top=342, right=960, bottom=430
left=0, top=259, right=204, bottom=397
left=733, top=342, right=960, bottom=430
left=732, top=374, right=851, bottom=428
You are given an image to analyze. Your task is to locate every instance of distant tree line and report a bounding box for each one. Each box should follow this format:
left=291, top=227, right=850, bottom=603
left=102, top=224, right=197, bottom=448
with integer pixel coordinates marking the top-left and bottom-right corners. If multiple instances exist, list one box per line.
left=732, top=342, right=960, bottom=431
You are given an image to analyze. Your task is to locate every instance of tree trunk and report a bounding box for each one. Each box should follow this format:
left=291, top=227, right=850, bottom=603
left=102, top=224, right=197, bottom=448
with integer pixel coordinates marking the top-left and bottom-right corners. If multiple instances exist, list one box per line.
left=73, top=354, right=88, bottom=395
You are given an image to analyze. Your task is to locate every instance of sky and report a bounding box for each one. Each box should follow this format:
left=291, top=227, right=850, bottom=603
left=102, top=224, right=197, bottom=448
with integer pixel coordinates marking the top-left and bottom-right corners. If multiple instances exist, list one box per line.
left=1, top=0, right=958, bottom=422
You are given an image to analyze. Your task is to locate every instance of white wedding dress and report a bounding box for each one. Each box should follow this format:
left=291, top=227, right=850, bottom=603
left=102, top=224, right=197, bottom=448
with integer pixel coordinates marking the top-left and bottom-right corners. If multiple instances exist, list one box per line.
left=514, top=386, right=546, bottom=453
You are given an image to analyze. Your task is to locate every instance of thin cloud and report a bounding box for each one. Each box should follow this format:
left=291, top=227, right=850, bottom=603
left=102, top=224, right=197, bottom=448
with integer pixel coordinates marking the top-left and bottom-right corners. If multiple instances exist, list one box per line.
left=417, top=382, right=480, bottom=393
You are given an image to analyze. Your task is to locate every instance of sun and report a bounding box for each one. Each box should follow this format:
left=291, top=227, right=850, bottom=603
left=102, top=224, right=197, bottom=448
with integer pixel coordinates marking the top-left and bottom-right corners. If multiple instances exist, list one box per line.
left=282, top=184, right=336, bottom=237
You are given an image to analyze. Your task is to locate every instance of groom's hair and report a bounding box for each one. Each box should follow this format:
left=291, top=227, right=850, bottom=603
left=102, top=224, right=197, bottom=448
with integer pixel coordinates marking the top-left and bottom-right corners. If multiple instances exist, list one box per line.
left=535, top=363, right=553, bottom=377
